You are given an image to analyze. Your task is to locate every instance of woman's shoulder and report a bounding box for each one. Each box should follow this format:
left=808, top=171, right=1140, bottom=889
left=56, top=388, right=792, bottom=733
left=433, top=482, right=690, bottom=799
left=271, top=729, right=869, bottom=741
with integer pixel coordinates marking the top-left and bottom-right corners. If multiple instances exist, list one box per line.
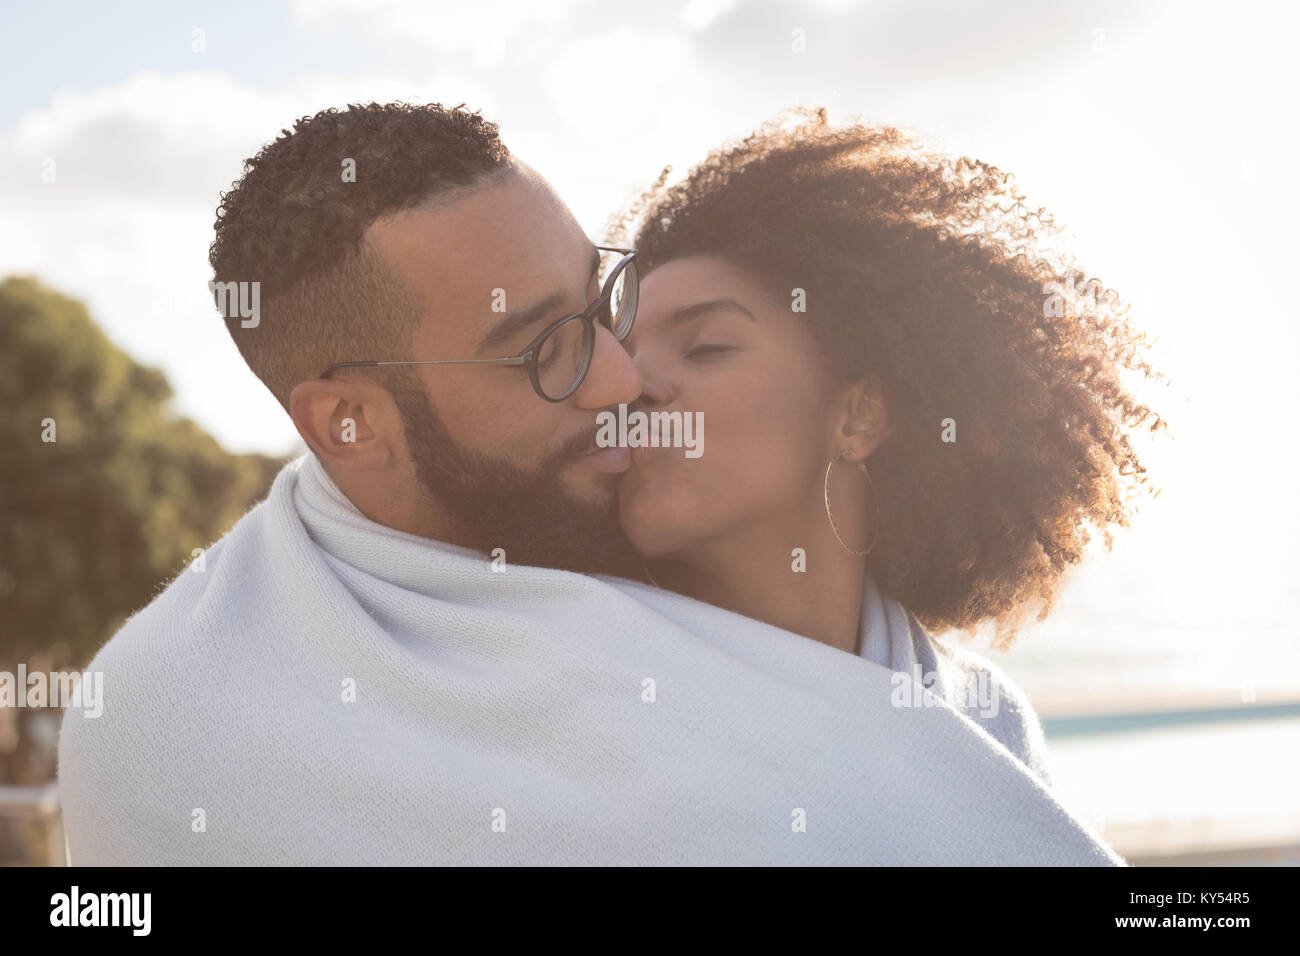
left=907, top=615, right=1055, bottom=786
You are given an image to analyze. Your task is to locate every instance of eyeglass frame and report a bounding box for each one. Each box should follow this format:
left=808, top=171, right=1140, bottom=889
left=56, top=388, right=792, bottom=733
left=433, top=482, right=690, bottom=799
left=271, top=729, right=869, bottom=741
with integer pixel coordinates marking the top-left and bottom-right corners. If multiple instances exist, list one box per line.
left=317, top=246, right=638, bottom=403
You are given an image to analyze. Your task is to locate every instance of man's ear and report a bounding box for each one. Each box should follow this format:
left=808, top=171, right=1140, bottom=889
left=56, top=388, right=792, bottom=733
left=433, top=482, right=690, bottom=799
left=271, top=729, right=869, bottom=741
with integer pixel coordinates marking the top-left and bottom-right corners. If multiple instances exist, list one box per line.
left=288, top=377, right=403, bottom=472
left=830, top=378, right=892, bottom=465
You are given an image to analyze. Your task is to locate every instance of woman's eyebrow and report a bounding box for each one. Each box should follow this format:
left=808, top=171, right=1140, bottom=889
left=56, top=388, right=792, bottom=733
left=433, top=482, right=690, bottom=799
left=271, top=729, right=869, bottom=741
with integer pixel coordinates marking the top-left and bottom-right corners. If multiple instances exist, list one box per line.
left=669, top=299, right=756, bottom=325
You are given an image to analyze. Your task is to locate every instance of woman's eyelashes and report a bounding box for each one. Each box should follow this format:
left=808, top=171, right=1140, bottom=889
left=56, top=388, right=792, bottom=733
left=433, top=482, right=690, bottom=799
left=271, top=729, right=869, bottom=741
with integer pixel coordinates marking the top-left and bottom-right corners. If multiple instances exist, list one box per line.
left=684, top=343, right=736, bottom=361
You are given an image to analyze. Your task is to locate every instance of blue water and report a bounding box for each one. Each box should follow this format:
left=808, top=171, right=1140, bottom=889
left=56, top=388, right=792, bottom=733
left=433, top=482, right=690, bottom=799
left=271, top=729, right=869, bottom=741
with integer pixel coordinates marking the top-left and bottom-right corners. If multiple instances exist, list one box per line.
left=1042, top=712, right=1300, bottom=861
left=1043, top=701, right=1300, bottom=737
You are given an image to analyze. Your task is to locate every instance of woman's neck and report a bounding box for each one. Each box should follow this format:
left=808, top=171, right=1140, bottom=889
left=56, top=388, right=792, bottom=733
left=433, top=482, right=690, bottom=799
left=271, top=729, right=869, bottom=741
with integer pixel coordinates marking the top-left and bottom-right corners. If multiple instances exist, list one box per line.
left=648, top=510, right=867, bottom=656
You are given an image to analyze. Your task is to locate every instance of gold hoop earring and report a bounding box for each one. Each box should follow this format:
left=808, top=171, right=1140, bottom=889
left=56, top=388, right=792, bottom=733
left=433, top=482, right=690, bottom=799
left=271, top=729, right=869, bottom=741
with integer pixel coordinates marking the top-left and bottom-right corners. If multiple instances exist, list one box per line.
left=824, top=451, right=879, bottom=557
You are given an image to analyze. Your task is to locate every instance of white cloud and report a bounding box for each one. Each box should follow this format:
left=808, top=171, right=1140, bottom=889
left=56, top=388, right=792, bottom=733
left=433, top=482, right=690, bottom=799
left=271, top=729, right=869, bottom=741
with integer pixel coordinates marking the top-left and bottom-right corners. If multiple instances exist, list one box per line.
left=0, top=67, right=498, bottom=455
left=290, top=0, right=581, bottom=68
left=680, top=0, right=744, bottom=31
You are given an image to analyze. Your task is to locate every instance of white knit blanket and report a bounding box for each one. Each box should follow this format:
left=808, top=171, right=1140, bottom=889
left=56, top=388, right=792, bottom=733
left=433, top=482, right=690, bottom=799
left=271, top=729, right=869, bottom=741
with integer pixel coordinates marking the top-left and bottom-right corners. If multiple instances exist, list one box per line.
left=58, top=453, right=1122, bottom=865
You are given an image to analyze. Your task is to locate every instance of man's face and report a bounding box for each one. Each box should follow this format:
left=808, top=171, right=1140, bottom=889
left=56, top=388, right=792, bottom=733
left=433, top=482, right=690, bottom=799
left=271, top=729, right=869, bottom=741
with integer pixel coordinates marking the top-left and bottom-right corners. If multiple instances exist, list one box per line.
left=365, top=167, right=644, bottom=573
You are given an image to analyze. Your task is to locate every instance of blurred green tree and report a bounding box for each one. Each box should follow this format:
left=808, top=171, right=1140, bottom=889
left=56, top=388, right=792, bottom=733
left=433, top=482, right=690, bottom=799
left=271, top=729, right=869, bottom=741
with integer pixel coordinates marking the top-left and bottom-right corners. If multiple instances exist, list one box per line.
left=0, top=275, right=287, bottom=668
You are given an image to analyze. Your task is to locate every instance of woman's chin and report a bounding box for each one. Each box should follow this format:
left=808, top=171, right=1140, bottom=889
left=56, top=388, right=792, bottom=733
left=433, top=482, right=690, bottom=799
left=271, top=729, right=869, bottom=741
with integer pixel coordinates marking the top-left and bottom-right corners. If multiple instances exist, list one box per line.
left=617, top=484, right=691, bottom=560
left=617, top=509, right=673, bottom=560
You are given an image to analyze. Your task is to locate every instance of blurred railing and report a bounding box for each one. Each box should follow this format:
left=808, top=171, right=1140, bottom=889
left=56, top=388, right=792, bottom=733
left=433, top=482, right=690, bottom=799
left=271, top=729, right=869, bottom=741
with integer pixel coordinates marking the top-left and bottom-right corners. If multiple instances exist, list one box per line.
left=0, top=782, right=65, bottom=866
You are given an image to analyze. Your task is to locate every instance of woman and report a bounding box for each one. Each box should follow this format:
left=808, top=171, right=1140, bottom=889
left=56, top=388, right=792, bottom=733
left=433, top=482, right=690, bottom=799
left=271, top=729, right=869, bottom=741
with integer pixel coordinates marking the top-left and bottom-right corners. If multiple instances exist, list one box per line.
left=613, top=108, right=1166, bottom=782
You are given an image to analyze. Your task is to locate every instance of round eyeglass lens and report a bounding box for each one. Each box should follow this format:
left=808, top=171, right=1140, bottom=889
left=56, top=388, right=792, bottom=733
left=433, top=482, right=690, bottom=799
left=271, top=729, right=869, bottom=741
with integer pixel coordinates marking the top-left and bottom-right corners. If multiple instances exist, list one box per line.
left=536, top=314, right=593, bottom=399
left=607, top=259, right=638, bottom=340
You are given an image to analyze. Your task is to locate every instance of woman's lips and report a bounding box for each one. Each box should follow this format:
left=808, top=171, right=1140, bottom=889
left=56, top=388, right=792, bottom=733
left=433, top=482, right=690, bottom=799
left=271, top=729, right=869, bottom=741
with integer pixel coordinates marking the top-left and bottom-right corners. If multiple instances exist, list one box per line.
left=574, top=445, right=632, bottom=473
left=630, top=443, right=676, bottom=464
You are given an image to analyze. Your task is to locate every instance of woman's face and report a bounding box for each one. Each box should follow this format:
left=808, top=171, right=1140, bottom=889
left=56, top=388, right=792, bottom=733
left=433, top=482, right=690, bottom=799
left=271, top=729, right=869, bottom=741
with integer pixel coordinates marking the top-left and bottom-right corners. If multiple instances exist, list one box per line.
left=617, top=255, right=841, bottom=559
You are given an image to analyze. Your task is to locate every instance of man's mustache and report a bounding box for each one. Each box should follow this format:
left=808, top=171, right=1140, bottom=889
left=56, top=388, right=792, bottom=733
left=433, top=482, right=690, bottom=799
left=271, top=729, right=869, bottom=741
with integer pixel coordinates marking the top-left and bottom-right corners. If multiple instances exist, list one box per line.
left=552, top=401, right=651, bottom=461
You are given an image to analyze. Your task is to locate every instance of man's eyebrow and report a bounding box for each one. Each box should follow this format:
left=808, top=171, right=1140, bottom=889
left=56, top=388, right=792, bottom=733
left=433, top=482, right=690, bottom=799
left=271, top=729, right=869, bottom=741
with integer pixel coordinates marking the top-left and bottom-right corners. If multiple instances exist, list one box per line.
left=669, top=299, right=757, bottom=325
left=477, top=246, right=603, bottom=354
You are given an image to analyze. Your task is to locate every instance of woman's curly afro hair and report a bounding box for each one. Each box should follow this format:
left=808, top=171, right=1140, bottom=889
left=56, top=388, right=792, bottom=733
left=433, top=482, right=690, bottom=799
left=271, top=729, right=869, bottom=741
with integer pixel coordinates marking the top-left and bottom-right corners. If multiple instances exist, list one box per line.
left=612, top=107, right=1169, bottom=648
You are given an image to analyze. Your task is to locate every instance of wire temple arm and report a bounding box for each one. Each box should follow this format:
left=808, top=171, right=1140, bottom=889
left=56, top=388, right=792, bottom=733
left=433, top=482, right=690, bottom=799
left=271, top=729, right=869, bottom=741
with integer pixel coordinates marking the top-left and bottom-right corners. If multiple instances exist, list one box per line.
left=320, top=356, right=530, bottom=376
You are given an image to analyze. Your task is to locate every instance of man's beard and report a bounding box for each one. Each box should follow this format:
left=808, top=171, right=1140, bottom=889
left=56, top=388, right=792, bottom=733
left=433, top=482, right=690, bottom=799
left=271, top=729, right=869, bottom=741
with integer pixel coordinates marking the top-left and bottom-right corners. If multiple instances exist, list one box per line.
left=391, top=382, right=639, bottom=576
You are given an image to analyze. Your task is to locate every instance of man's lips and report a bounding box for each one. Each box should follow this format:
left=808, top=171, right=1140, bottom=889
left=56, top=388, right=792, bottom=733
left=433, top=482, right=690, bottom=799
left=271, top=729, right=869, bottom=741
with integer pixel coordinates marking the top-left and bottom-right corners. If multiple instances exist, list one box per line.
left=573, top=444, right=632, bottom=473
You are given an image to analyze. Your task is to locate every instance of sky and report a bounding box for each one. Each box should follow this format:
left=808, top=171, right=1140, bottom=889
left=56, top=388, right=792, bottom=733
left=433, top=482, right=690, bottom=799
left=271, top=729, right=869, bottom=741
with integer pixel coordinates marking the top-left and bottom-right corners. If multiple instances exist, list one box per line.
left=3, top=0, right=1299, bottom=698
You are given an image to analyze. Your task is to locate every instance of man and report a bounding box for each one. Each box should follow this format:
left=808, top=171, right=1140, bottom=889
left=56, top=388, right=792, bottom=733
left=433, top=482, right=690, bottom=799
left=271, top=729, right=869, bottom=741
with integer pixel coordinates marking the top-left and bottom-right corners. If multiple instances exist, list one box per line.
left=57, top=103, right=1121, bottom=865
left=208, top=101, right=643, bottom=575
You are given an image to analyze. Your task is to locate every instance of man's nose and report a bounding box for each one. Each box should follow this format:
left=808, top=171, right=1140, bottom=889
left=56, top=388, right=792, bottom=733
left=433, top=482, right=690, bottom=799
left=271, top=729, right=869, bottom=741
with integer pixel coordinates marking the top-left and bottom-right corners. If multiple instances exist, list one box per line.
left=571, top=323, right=643, bottom=410
left=622, top=331, right=676, bottom=409
left=630, top=351, right=674, bottom=409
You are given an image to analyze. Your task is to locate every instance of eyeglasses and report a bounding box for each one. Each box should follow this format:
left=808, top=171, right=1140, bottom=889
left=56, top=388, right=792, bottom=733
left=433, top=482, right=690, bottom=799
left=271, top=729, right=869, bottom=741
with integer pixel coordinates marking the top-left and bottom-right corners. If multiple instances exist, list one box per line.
left=319, top=246, right=639, bottom=403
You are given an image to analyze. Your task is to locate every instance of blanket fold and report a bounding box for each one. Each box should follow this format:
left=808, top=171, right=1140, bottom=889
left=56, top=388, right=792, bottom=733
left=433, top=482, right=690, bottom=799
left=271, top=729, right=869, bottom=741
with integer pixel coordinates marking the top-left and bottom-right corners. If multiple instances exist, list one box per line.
left=58, top=453, right=1122, bottom=865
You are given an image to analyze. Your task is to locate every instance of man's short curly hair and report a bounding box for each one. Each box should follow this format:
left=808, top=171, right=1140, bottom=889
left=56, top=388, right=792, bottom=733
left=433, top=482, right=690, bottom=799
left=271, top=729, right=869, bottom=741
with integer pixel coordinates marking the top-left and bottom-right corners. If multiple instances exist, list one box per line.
left=613, top=107, right=1168, bottom=647
left=209, top=101, right=514, bottom=409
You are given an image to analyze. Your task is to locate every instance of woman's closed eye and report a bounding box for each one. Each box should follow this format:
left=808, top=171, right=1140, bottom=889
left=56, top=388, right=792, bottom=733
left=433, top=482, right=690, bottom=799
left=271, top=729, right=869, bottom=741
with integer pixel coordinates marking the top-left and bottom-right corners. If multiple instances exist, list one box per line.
left=684, top=343, right=736, bottom=360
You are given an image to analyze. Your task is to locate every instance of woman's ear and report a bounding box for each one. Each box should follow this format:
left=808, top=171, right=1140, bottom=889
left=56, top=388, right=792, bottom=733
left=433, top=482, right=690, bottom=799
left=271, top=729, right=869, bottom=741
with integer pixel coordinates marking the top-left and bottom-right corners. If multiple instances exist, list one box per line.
left=830, top=378, right=892, bottom=464
left=288, top=377, right=402, bottom=472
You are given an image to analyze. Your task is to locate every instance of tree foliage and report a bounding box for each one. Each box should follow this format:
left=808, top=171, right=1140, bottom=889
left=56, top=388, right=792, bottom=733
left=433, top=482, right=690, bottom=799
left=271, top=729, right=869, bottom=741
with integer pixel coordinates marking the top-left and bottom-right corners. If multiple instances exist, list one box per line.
left=0, top=276, right=286, bottom=667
